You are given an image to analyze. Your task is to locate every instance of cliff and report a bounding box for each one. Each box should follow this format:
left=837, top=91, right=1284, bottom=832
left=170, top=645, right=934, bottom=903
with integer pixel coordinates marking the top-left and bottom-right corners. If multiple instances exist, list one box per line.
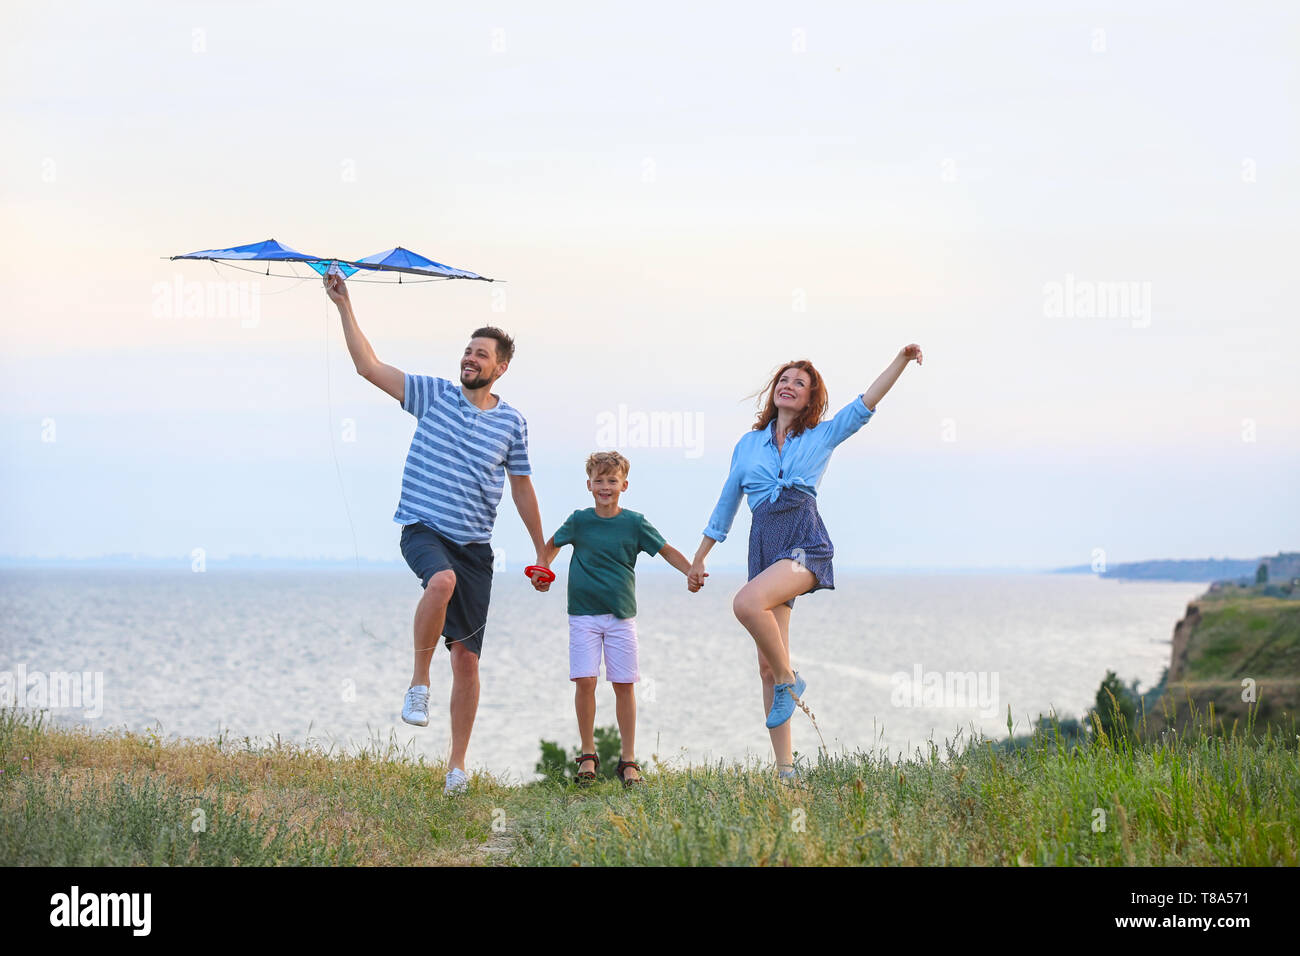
left=1150, top=578, right=1300, bottom=735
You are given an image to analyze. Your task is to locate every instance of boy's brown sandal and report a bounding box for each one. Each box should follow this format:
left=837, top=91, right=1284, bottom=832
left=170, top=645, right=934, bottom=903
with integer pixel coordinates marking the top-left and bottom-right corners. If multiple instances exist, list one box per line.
left=574, top=752, right=599, bottom=786
left=615, top=759, right=645, bottom=788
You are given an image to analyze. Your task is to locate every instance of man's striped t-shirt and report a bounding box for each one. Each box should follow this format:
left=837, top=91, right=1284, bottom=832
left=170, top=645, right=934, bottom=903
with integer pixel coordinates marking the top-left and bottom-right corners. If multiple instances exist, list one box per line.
left=393, top=374, right=532, bottom=544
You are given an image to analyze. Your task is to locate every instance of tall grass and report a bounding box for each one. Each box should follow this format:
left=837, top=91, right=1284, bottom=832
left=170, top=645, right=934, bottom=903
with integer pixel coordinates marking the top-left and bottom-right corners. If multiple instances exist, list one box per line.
left=508, top=704, right=1300, bottom=866
left=3, top=704, right=1296, bottom=866
left=0, top=709, right=509, bottom=866
left=2, top=770, right=354, bottom=865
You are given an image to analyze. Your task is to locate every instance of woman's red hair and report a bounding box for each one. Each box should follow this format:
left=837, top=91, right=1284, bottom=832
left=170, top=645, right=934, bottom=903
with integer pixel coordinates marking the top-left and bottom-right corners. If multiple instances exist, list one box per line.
left=751, top=360, right=828, bottom=439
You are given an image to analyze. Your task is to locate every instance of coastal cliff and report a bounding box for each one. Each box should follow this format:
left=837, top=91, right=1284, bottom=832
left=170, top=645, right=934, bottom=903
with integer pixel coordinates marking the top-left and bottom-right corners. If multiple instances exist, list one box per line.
left=1168, top=602, right=1201, bottom=683
left=1149, top=575, right=1300, bottom=735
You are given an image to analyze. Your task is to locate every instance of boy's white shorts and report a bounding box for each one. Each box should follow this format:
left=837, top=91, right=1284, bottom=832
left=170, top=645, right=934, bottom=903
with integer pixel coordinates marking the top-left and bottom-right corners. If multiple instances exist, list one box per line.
left=568, top=613, right=639, bottom=683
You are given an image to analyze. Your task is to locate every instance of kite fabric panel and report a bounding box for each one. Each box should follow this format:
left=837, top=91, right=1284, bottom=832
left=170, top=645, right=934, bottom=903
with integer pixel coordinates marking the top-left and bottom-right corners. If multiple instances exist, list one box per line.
left=346, top=246, right=486, bottom=280
left=172, top=238, right=324, bottom=262
left=306, top=260, right=359, bottom=278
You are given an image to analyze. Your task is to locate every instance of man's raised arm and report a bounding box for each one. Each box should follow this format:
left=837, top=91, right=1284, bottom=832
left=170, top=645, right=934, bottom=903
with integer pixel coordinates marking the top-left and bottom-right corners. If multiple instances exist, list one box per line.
left=324, top=274, right=405, bottom=404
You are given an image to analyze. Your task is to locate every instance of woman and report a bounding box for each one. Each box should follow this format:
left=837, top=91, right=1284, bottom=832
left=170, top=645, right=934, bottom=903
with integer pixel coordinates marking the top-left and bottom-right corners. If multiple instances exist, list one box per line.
left=688, top=345, right=923, bottom=777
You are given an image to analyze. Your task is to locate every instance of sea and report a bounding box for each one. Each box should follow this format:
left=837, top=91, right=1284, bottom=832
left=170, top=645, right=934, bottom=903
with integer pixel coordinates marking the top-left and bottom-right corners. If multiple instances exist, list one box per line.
left=0, top=568, right=1206, bottom=784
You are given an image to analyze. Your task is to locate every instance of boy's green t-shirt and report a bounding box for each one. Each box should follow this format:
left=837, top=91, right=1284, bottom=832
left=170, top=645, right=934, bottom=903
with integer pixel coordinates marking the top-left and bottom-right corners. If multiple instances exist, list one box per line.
left=552, top=508, right=666, bottom=619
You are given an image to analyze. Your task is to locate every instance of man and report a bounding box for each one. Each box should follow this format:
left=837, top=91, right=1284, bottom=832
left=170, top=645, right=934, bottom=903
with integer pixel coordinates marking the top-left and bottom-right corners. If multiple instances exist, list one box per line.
left=324, top=274, right=549, bottom=794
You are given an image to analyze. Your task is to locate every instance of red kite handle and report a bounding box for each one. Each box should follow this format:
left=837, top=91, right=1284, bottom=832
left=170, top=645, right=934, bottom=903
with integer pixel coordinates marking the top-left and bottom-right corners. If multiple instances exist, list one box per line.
left=524, top=565, right=556, bottom=584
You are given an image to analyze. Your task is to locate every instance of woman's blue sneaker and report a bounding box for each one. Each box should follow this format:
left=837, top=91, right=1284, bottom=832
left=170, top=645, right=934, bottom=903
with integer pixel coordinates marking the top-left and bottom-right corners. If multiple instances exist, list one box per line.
left=766, top=672, right=807, bottom=728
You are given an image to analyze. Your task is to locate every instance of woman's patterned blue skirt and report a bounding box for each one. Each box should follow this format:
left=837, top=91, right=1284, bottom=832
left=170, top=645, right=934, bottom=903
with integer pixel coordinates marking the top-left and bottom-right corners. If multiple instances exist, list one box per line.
left=747, top=486, right=835, bottom=609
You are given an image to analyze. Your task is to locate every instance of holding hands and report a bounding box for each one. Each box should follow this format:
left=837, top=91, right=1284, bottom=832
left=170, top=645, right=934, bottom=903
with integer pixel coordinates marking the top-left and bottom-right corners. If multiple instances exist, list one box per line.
left=527, top=554, right=704, bottom=593
left=526, top=564, right=555, bottom=592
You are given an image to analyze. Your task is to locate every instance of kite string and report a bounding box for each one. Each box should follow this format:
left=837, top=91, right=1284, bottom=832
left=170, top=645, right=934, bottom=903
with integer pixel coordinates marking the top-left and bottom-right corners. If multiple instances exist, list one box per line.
left=319, top=297, right=452, bottom=658
left=323, top=296, right=382, bottom=647
left=206, top=256, right=318, bottom=293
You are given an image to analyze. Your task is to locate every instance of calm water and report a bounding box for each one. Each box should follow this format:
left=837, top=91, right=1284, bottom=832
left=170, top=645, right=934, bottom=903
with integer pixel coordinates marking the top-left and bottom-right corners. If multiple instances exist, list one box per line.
left=0, top=568, right=1204, bottom=783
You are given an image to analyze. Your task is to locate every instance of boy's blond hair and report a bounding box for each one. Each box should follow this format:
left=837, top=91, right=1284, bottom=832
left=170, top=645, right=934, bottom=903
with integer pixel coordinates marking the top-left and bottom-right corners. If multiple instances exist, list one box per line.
left=585, top=450, right=630, bottom=480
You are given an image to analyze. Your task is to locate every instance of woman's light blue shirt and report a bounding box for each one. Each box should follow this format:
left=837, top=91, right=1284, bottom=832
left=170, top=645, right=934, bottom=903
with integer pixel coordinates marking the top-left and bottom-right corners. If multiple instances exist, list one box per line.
left=703, top=395, right=876, bottom=543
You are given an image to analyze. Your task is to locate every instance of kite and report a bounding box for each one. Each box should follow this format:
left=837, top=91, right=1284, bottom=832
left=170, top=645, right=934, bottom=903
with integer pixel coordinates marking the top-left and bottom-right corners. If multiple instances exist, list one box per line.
left=170, top=237, right=494, bottom=282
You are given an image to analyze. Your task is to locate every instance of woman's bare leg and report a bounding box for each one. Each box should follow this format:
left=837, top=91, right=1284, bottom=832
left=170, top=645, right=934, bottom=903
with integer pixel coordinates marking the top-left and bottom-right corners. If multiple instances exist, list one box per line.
left=736, top=559, right=812, bottom=771
left=758, top=603, right=794, bottom=771
left=733, top=559, right=814, bottom=685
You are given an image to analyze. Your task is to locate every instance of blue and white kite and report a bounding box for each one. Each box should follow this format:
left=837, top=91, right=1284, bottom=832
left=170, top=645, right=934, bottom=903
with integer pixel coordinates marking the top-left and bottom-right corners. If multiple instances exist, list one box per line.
left=171, top=238, right=494, bottom=282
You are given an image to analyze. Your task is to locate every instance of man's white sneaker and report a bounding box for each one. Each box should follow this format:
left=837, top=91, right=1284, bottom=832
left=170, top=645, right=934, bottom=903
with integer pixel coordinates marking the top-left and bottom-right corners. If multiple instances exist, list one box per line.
left=401, top=685, right=430, bottom=726
left=444, top=767, right=469, bottom=795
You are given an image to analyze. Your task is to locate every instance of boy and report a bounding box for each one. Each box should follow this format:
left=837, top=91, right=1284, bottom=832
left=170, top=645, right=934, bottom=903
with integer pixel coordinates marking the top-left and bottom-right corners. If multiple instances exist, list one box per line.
left=530, top=451, right=696, bottom=786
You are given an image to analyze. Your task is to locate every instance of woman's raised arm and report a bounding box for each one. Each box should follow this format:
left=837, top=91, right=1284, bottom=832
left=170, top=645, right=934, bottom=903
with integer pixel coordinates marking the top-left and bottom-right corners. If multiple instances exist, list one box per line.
left=861, top=343, right=923, bottom=411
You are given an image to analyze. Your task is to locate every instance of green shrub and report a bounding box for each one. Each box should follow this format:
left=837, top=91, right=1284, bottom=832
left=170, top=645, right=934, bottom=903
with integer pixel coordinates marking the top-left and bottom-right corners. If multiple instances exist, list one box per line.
left=535, top=725, right=624, bottom=783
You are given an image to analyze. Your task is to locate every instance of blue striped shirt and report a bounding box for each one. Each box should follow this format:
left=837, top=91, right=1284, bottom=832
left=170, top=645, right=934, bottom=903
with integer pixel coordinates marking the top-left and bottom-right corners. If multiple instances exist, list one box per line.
left=703, top=394, right=876, bottom=543
left=394, top=374, right=532, bottom=544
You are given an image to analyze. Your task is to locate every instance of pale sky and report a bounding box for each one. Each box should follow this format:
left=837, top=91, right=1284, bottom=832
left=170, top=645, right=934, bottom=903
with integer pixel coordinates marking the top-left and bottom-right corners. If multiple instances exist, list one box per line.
left=2, top=0, right=1297, bottom=568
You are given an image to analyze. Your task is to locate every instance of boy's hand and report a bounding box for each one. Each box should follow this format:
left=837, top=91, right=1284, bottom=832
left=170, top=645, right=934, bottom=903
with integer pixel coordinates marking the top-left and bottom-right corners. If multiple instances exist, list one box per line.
left=527, top=566, right=552, bottom=592
left=687, top=559, right=708, bottom=592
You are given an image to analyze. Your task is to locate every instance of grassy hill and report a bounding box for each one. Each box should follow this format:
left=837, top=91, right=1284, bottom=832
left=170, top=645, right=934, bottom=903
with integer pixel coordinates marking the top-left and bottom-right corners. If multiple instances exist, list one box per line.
left=6, top=568, right=1298, bottom=866
left=3, top=705, right=1296, bottom=866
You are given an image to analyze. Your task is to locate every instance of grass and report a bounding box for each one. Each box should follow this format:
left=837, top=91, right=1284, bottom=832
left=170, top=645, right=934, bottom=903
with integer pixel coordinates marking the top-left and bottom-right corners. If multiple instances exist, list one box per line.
left=1180, top=593, right=1300, bottom=680
left=0, top=709, right=510, bottom=865
left=4, top=704, right=1297, bottom=866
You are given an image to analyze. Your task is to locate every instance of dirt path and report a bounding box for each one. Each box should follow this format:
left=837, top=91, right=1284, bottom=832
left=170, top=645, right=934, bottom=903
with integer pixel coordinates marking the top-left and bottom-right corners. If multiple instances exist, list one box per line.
left=478, top=824, right=516, bottom=864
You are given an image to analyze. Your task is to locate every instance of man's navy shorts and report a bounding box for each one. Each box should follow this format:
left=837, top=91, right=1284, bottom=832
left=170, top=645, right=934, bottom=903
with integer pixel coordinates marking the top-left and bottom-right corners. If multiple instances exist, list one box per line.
left=399, top=520, right=494, bottom=658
